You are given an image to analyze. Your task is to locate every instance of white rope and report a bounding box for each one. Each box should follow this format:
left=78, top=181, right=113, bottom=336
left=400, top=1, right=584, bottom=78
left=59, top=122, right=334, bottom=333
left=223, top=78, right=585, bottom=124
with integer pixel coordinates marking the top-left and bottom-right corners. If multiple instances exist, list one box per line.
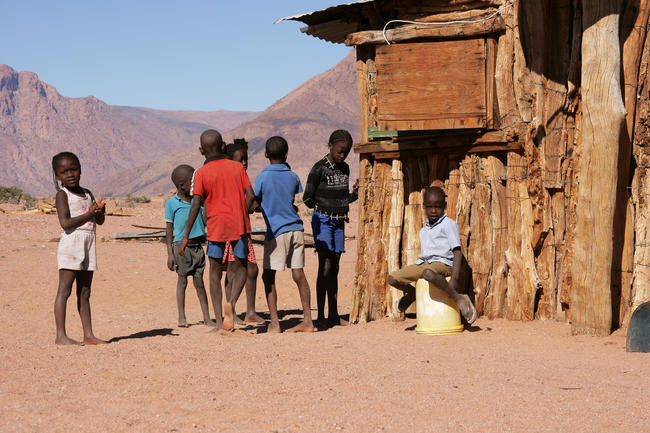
left=381, top=0, right=518, bottom=45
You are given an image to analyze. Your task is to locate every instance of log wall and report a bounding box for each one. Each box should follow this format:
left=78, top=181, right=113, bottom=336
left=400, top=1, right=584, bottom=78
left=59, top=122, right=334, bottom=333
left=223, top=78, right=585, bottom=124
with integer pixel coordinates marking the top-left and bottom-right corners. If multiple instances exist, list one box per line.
left=350, top=0, right=650, bottom=334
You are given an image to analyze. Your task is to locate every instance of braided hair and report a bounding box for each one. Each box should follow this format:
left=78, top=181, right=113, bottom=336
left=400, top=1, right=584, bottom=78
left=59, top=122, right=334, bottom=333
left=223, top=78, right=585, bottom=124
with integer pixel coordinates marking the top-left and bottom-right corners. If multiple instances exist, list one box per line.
left=328, top=129, right=353, bottom=147
left=51, top=151, right=80, bottom=191
left=225, top=138, right=248, bottom=159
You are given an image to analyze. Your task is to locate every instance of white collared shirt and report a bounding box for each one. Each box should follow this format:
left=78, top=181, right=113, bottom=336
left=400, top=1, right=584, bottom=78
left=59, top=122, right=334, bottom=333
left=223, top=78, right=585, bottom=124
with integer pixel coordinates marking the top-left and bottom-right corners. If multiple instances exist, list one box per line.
left=415, top=214, right=461, bottom=267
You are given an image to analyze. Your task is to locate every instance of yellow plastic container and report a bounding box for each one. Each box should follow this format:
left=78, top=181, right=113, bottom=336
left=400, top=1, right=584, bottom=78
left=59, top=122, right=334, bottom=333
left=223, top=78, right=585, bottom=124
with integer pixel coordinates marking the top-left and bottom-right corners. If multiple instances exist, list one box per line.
left=415, top=278, right=463, bottom=335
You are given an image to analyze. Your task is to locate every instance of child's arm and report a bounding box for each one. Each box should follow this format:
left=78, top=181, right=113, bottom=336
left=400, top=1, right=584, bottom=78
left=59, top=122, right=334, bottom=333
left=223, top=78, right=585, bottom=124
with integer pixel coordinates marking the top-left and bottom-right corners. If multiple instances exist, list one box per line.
left=302, top=166, right=320, bottom=209
left=165, top=222, right=176, bottom=271
left=178, top=195, right=204, bottom=256
left=245, top=186, right=258, bottom=213
left=349, top=179, right=359, bottom=204
left=56, top=190, right=101, bottom=231
left=449, top=247, right=463, bottom=293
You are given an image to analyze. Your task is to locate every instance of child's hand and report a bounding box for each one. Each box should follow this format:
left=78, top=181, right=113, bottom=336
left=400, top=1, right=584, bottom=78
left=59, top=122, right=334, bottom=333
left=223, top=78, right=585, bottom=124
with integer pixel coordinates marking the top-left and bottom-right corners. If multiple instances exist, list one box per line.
left=352, top=179, right=359, bottom=195
left=178, top=238, right=188, bottom=256
left=94, top=197, right=106, bottom=215
left=167, top=255, right=177, bottom=271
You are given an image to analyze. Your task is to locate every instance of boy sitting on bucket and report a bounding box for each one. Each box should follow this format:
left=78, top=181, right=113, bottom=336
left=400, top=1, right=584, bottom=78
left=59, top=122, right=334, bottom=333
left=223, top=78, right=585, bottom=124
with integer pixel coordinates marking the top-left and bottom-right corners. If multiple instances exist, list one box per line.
left=387, top=186, right=477, bottom=325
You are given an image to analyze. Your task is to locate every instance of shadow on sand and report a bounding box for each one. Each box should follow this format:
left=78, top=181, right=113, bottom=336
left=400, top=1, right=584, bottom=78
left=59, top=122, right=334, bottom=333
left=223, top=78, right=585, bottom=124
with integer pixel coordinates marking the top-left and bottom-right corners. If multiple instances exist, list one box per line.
left=109, top=328, right=178, bottom=343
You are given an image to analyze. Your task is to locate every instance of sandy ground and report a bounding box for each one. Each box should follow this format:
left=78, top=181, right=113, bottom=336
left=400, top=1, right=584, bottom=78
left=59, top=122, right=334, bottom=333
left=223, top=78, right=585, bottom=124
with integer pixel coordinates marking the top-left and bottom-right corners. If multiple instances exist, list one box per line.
left=1, top=196, right=648, bottom=433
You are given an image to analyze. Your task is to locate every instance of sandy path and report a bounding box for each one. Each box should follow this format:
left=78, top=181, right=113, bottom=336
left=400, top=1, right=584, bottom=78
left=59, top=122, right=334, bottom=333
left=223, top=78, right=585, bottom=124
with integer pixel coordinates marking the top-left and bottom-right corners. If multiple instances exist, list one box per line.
left=1, top=198, right=648, bottom=433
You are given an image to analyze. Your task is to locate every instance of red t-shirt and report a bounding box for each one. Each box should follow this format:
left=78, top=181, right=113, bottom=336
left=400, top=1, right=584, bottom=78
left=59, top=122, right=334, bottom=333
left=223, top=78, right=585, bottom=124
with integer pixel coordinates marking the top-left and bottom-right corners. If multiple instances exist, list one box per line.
left=191, top=158, right=252, bottom=242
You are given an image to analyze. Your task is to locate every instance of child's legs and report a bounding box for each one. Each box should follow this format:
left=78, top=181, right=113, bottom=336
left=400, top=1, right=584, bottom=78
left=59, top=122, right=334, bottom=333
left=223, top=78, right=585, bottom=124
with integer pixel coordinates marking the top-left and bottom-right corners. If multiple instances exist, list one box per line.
left=324, top=252, right=342, bottom=322
left=75, top=270, right=103, bottom=343
left=291, top=268, right=312, bottom=324
left=421, top=263, right=458, bottom=302
left=207, top=256, right=224, bottom=328
left=244, top=262, right=262, bottom=320
left=54, top=269, right=77, bottom=344
left=223, top=236, right=249, bottom=330
left=261, top=269, right=279, bottom=330
left=176, top=275, right=189, bottom=326
left=191, top=271, right=212, bottom=325
left=388, top=264, right=424, bottom=300
left=315, top=251, right=329, bottom=321
left=206, top=241, right=227, bottom=328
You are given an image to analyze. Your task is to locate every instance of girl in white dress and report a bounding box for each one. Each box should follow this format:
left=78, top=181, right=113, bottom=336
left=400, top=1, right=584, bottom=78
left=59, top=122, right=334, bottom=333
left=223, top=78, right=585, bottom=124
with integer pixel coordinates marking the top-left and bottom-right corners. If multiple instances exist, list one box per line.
left=52, top=152, right=106, bottom=345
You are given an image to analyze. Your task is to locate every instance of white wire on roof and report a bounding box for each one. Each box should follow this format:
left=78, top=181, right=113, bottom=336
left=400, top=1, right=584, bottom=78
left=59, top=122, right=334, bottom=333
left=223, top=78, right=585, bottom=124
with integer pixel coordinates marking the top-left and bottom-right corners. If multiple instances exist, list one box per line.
left=381, top=0, right=519, bottom=45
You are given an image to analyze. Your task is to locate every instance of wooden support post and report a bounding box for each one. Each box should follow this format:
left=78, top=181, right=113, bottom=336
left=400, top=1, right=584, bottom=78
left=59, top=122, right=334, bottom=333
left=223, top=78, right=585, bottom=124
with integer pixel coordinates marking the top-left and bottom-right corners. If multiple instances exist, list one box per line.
left=571, top=1, right=626, bottom=335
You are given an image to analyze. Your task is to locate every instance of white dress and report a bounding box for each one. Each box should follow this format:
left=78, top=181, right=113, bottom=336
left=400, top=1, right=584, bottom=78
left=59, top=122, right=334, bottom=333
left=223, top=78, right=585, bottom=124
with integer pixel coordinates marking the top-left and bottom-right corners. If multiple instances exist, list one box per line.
left=57, top=188, right=97, bottom=271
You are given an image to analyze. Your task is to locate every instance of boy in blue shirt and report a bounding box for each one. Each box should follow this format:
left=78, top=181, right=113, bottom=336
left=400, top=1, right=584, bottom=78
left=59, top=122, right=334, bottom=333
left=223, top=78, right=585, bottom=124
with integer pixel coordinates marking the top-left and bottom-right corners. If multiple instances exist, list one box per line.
left=255, top=136, right=314, bottom=333
left=388, top=186, right=477, bottom=325
left=164, top=164, right=213, bottom=327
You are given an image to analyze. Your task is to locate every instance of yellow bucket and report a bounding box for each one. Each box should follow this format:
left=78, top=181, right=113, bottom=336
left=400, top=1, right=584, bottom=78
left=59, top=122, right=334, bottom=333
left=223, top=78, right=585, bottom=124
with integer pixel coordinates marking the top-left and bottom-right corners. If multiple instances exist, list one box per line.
left=415, top=278, right=463, bottom=335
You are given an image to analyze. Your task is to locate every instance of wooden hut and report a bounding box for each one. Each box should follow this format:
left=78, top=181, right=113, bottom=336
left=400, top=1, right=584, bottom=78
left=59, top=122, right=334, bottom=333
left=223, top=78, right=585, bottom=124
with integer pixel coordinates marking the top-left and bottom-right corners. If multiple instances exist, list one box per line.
left=279, top=0, right=650, bottom=335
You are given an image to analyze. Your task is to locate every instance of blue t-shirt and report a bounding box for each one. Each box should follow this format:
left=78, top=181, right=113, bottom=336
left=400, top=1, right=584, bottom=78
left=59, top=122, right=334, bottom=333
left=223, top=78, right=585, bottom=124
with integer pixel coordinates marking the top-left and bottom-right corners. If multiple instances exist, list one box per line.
left=254, top=164, right=304, bottom=239
left=164, top=195, right=206, bottom=243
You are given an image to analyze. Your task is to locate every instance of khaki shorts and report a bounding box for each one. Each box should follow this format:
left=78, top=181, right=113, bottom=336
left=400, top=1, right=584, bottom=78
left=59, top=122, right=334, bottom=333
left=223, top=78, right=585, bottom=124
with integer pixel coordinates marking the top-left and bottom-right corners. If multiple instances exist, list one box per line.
left=263, top=231, right=305, bottom=271
left=390, top=261, right=452, bottom=286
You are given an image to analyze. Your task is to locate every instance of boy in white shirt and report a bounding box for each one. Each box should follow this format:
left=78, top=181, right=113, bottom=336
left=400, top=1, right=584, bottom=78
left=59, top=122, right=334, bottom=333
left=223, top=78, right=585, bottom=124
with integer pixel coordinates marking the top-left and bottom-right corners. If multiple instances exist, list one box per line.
left=388, top=186, right=477, bottom=324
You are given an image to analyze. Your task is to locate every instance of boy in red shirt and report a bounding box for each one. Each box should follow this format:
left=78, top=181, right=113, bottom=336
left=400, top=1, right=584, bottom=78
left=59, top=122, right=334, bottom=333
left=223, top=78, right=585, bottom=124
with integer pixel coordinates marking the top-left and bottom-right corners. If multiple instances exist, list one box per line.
left=179, top=129, right=255, bottom=331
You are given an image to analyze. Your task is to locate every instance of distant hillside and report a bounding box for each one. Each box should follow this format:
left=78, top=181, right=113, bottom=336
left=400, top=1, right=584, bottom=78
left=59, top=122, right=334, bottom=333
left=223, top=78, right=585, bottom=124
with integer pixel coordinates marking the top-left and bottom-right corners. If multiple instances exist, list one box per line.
left=111, top=106, right=259, bottom=135
left=99, top=50, right=360, bottom=196
left=0, top=64, right=257, bottom=195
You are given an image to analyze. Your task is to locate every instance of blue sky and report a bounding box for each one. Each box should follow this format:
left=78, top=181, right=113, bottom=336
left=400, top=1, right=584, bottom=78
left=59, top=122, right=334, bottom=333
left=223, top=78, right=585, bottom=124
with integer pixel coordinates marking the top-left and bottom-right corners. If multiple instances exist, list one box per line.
left=0, top=1, right=351, bottom=111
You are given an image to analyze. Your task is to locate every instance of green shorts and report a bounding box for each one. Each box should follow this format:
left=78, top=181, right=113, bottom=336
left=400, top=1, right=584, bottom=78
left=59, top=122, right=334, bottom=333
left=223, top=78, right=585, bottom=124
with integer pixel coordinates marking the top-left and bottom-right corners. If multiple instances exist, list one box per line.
left=390, top=261, right=452, bottom=286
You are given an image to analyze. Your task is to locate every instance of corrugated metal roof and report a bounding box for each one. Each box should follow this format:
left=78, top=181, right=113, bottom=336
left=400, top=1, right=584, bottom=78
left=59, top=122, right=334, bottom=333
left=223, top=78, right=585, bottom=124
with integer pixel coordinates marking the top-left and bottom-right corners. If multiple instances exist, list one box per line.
left=276, top=0, right=376, bottom=44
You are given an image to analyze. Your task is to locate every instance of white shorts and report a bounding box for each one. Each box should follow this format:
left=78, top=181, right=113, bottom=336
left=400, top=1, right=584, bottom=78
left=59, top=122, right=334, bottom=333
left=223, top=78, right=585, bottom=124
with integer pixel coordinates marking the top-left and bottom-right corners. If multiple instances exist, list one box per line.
left=57, top=230, right=97, bottom=271
left=263, top=231, right=305, bottom=271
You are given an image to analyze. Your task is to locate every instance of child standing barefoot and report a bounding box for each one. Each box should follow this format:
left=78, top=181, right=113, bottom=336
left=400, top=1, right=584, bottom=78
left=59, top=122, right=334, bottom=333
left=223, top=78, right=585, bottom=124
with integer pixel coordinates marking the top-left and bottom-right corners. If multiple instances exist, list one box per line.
left=303, top=130, right=359, bottom=329
left=165, top=164, right=213, bottom=328
left=223, top=139, right=264, bottom=325
left=52, top=152, right=106, bottom=345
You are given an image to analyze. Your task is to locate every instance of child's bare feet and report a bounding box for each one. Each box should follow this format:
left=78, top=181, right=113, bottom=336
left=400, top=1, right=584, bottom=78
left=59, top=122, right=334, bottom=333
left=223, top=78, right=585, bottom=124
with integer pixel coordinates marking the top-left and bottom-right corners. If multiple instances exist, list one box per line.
left=222, top=303, right=235, bottom=331
left=287, top=321, right=315, bottom=333
left=234, top=315, right=245, bottom=326
left=267, top=322, right=281, bottom=333
left=178, top=319, right=189, bottom=328
left=244, top=313, right=265, bottom=324
left=82, top=336, right=106, bottom=345
left=55, top=336, right=80, bottom=345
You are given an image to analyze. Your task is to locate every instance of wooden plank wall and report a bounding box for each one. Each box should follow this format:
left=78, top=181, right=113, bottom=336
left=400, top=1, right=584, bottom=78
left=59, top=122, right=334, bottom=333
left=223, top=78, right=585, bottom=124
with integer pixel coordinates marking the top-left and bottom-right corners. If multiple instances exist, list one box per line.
left=350, top=0, right=650, bottom=334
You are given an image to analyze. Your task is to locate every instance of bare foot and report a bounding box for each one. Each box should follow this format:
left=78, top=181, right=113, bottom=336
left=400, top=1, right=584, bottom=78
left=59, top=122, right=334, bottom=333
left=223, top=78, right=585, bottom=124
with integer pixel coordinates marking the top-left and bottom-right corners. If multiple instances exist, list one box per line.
left=244, top=313, right=265, bottom=324
left=202, top=319, right=218, bottom=327
left=82, top=336, right=107, bottom=345
left=329, top=317, right=349, bottom=327
left=55, top=336, right=80, bottom=345
left=315, top=318, right=328, bottom=331
left=392, top=312, right=406, bottom=322
left=178, top=319, right=188, bottom=328
left=267, top=322, right=281, bottom=333
left=287, top=321, right=315, bottom=333
left=222, top=303, right=235, bottom=331
left=234, top=315, right=245, bottom=326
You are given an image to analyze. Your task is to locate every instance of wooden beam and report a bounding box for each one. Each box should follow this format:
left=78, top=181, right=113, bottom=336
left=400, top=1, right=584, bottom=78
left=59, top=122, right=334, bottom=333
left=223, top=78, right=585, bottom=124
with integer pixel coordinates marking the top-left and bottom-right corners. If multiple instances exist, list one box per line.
left=571, top=0, right=626, bottom=336
left=354, top=130, right=518, bottom=154
left=345, top=15, right=505, bottom=46
left=486, top=36, right=498, bottom=129
left=355, top=141, right=521, bottom=155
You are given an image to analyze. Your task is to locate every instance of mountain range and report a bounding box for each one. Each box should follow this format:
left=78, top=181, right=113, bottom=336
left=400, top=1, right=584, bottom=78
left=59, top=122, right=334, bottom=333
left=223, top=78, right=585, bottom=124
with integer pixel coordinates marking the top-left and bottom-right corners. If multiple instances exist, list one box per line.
left=0, top=51, right=359, bottom=196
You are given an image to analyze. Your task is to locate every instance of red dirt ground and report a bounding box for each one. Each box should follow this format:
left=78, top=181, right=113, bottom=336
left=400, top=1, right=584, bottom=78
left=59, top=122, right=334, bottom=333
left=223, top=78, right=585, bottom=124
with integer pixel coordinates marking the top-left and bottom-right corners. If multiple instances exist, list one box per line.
left=1, top=197, right=648, bottom=433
